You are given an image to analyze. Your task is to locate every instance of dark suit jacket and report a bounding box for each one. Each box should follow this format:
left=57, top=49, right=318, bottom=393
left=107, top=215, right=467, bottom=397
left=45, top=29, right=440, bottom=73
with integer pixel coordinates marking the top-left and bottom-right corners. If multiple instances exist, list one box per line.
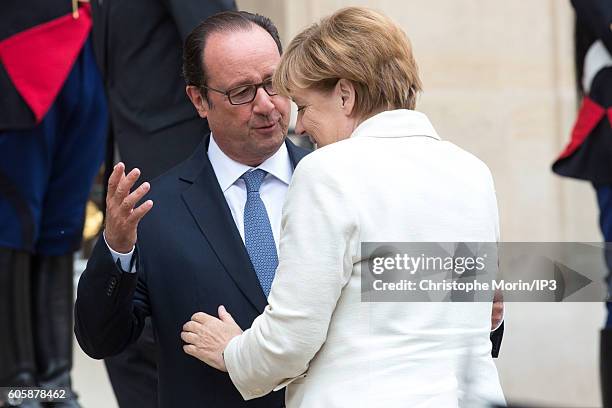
left=91, top=0, right=235, bottom=133
left=552, top=0, right=612, bottom=184
left=90, top=0, right=236, bottom=181
left=75, top=136, right=309, bottom=408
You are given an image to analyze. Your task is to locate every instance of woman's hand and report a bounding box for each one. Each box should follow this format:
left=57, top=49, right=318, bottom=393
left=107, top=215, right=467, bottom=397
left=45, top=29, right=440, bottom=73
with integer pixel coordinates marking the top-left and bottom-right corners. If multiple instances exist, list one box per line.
left=181, top=306, right=243, bottom=372
left=491, top=289, right=504, bottom=331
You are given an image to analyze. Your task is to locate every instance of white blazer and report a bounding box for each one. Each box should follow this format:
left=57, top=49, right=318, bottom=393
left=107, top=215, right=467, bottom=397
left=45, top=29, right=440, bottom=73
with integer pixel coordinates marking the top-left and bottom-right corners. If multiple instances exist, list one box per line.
left=224, top=110, right=505, bottom=408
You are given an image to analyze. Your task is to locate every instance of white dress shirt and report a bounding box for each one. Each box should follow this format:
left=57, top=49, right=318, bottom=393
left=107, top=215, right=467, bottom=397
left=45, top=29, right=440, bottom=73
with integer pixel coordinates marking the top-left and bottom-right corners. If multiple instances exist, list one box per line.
left=106, top=133, right=293, bottom=271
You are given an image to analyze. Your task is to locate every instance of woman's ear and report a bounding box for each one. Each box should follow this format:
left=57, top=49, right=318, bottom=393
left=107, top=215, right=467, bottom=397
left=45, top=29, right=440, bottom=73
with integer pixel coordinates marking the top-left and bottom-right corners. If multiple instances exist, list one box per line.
left=186, top=86, right=210, bottom=118
left=336, top=79, right=355, bottom=116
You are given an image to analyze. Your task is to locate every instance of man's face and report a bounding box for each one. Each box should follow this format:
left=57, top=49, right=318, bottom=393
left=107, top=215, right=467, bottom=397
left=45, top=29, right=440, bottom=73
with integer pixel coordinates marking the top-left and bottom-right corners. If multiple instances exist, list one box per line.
left=188, top=26, right=290, bottom=166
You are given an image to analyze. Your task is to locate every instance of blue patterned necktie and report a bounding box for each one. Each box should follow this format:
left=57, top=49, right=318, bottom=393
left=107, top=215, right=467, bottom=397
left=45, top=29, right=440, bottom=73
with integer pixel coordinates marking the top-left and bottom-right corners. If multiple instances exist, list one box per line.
left=241, top=169, right=278, bottom=297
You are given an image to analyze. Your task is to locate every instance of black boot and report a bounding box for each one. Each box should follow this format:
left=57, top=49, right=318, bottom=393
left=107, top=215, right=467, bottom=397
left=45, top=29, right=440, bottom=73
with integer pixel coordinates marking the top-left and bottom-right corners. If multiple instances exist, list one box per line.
left=0, top=248, right=42, bottom=408
left=603, top=328, right=612, bottom=408
left=31, top=254, right=80, bottom=408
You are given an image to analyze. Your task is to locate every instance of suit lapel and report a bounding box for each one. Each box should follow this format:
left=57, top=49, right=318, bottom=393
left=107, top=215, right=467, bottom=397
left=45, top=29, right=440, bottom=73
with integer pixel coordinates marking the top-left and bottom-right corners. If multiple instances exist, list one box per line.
left=180, top=137, right=267, bottom=313
left=286, top=138, right=310, bottom=167
left=180, top=136, right=311, bottom=314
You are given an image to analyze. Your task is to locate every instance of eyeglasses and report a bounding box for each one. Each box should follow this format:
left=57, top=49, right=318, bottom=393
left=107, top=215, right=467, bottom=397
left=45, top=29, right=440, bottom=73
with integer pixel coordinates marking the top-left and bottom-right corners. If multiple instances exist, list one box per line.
left=200, top=79, right=278, bottom=105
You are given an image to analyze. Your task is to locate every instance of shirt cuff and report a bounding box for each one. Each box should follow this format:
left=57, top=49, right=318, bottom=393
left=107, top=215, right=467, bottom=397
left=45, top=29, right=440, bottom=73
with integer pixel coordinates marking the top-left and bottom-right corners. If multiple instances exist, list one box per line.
left=103, top=231, right=136, bottom=273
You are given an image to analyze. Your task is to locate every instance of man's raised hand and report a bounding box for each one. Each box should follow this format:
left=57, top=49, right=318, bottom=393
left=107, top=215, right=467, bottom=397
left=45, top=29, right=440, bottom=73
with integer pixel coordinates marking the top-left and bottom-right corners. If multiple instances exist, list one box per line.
left=104, top=162, right=153, bottom=253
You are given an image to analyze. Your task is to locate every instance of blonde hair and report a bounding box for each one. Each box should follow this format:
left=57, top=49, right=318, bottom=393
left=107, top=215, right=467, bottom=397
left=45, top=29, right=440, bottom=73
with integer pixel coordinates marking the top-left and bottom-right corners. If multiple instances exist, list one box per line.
left=273, top=6, right=422, bottom=118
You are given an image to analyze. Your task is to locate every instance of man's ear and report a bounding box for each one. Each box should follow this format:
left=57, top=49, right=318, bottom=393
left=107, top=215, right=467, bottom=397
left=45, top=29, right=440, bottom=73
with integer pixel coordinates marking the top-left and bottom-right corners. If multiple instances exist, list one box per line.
left=336, top=79, right=356, bottom=116
left=186, top=86, right=210, bottom=118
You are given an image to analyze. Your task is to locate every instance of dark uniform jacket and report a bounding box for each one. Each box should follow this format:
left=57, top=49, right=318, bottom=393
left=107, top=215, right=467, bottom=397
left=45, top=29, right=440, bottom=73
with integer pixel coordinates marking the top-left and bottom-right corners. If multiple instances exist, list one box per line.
left=553, top=0, right=612, bottom=184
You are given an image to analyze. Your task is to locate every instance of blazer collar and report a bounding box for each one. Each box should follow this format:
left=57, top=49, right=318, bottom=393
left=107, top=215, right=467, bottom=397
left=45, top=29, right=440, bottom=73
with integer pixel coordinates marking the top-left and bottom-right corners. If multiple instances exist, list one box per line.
left=351, top=109, right=441, bottom=141
left=179, top=135, right=309, bottom=313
